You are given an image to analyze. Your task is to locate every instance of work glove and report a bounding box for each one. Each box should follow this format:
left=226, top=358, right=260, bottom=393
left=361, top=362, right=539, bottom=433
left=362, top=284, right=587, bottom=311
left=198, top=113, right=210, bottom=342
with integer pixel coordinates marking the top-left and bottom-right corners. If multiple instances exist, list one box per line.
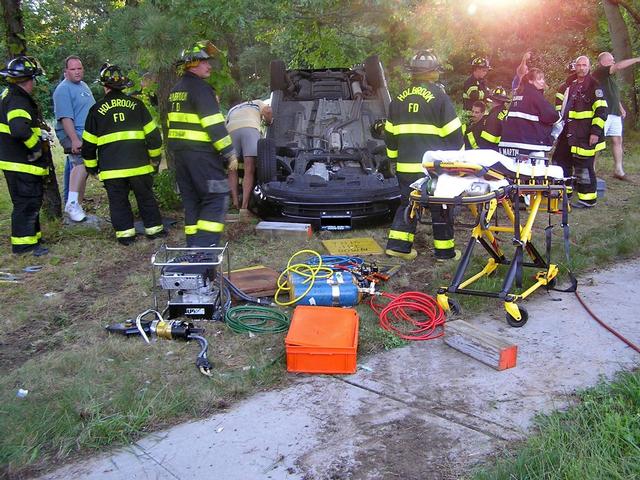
left=26, top=149, right=43, bottom=163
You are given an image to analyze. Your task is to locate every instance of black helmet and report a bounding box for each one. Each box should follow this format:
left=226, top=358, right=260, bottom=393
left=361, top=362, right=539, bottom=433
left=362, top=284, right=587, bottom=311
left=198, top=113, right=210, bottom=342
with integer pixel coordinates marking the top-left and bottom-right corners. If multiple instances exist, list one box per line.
left=471, top=57, right=492, bottom=70
left=180, top=40, right=220, bottom=64
left=408, top=50, right=442, bottom=73
left=490, top=86, right=510, bottom=102
left=0, top=55, right=44, bottom=81
left=99, top=63, right=133, bottom=89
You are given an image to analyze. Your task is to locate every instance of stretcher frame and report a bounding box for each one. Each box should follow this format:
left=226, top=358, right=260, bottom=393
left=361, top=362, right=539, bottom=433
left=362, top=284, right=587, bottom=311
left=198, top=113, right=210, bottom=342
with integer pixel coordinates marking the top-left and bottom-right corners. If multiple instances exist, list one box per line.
left=408, top=158, right=569, bottom=327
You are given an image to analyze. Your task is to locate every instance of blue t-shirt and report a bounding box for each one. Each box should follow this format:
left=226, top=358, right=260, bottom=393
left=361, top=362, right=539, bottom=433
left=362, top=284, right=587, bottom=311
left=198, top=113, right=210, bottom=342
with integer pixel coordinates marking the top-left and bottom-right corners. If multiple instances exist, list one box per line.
left=53, top=79, right=95, bottom=141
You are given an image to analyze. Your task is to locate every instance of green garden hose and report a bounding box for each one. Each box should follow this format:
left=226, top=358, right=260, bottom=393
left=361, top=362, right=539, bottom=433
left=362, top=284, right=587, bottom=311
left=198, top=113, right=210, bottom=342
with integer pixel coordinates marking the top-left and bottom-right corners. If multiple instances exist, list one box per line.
left=225, top=305, right=289, bottom=334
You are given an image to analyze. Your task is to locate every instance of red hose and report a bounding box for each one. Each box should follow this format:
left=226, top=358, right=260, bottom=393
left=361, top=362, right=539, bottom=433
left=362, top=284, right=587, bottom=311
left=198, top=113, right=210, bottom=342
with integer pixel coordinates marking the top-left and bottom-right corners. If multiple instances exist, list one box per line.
left=370, top=291, right=446, bottom=341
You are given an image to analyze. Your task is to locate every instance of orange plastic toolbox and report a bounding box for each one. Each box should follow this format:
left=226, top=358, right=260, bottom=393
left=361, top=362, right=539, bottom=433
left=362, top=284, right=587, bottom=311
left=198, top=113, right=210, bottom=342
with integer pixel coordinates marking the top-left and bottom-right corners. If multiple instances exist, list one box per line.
left=285, top=305, right=359, bottom=374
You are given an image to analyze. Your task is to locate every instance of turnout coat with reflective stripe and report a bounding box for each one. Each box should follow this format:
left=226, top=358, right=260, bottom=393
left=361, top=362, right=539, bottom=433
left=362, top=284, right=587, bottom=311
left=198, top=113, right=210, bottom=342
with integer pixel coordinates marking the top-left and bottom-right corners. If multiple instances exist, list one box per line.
left=0, top=84, right=46, bottom=176
left=166, top=72, right=233, bottom=160
left=82, top=90, right=161, bottom=181
left=499, top=82, right=559, bottom=152
left=561, top=74, right=608, bottom=157
left=385, top=81, right=463, bottom=172
left=462, top=75, right=491, bottom=110
left=477, top=105, right=508, bottom=150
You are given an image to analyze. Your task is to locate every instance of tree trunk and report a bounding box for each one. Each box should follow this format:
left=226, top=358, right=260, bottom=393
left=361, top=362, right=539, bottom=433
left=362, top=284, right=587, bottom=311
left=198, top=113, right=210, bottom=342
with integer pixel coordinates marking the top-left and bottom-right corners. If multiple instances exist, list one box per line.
left=0, top=0, right=26, bottom=55
left=157, top=64, right=178, bottom=170
left=1, top=0, right=63, bottom=217
left=603, top=0, right=638, bottom=128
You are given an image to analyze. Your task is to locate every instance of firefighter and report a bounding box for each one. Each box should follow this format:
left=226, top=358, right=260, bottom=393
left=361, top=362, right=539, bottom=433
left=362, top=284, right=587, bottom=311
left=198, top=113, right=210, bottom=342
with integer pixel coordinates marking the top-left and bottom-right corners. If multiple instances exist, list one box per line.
left=463, top=100, right=486, bottom=150
left=552, top=56, right=607, bottom=208
left=81, top=64, right=164, bottom=245
left=167, top=40, right=238, bottom=247
left=462, top=57, right=492, bottom=111
left=385, top=50, right=463, bottom=261
left=499, top=69, right=559, bottom=158
left=555, top=62, right=577, bottom=112
left=0, top=56, right=48, bottom=256
left=477, top=86, right=510, bottom=151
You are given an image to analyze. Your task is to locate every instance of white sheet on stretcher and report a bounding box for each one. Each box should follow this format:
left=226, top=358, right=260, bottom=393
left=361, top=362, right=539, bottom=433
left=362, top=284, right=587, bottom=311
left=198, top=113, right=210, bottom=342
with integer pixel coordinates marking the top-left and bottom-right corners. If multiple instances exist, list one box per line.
left=422, top=149, right=566, bottom=180
left=432, top=174, right=508, bottom=198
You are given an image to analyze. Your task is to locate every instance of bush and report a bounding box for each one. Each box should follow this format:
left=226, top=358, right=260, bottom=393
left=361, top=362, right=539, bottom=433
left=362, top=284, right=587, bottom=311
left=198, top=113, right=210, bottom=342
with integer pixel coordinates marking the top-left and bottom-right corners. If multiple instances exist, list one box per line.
left=153, top=169, right=182, bottom=210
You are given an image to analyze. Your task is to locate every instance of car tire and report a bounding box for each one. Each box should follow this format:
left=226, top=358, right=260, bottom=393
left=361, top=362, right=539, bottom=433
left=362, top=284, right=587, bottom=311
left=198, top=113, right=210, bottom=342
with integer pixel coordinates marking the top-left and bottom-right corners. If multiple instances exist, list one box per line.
left=365, top=55, right=384, bottom=90
left=257, top=138, right=277, bottom=183
left=270, top=60, right=287, bottom=92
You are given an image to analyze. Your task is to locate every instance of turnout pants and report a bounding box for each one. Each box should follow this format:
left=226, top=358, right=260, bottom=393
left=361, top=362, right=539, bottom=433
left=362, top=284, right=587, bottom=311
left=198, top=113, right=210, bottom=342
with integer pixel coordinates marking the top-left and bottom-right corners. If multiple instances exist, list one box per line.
left=552, top=131, right=597, bottom=206
left=103, top=174, right=163, bottom=243
left=3, top=170, right=43, bottom=254
left=386, top=172, right=456, bottom=259
left=174, top=150, right=229, bottom=247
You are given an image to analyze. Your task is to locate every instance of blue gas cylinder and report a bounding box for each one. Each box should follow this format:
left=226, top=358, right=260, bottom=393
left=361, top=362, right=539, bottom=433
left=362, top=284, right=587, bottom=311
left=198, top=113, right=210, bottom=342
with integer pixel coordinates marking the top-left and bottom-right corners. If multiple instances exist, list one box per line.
left=288, top=270, right=361, bottom=306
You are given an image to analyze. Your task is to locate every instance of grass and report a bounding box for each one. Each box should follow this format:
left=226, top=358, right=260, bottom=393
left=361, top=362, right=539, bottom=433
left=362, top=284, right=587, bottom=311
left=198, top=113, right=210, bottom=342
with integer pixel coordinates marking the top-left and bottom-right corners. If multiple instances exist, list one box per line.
left=1, top=133, right=640, bottom=478
left=470, top=370, right=640, bottom=480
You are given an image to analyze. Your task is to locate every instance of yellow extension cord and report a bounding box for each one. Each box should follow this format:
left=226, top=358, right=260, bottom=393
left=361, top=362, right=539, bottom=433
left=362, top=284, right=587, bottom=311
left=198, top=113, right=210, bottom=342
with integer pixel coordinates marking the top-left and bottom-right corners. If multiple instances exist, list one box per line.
left=274, top=249, right=335, bottom=306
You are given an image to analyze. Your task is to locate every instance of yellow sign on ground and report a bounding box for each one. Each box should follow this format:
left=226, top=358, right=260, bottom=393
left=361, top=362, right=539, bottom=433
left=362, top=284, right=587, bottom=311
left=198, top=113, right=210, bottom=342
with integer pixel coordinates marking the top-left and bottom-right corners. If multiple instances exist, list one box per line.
left=322, top=237, right=384, bottom=256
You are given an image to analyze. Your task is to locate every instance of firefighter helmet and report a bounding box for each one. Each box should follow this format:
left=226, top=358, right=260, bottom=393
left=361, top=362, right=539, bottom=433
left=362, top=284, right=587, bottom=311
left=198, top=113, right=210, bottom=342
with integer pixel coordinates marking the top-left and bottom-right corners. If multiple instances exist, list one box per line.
left=408, top=50, right=442, bottom=73
left=180, top=40, right=221, bottom=64
left=0, top=55, right=44, bottom=81
left=490, top=86, right=510, bottom=102
left=471, top=57, right=492, bottom=70
left=99, top=63, right=133, bottom=89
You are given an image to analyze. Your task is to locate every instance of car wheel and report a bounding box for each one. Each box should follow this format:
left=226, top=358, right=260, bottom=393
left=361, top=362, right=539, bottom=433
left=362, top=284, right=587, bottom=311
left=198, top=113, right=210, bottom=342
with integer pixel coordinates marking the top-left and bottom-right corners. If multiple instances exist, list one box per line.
left=257, top=138, right=277, bottom=183
left=365, top=55, right=384, bottom=90
left=270, top=60, right=287, bottom=92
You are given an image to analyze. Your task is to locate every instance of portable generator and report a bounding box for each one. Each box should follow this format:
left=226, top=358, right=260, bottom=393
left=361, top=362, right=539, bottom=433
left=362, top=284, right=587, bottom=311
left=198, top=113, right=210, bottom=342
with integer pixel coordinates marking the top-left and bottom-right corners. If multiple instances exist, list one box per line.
left=151, top=244, right=231, bottom=321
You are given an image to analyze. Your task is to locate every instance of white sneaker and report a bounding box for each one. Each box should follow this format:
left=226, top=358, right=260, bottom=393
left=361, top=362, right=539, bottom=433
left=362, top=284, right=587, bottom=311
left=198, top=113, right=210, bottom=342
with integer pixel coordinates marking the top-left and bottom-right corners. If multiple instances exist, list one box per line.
left=65, top=201, right=86, bottom=222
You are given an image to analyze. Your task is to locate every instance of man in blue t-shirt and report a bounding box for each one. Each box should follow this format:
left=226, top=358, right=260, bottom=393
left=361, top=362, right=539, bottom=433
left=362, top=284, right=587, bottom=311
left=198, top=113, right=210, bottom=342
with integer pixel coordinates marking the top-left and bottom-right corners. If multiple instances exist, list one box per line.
left=53, top=56, right=95, bottom=221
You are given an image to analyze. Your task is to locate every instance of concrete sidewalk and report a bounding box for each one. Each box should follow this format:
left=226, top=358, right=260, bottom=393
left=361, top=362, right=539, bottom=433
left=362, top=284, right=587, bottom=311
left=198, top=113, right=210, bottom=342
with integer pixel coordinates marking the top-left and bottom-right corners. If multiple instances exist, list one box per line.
left=42, top=260, right=640, bottom=480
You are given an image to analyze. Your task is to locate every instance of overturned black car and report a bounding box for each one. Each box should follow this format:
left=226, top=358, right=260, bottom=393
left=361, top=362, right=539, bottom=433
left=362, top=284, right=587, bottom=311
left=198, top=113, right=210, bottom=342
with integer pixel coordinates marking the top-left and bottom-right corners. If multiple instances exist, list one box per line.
left=251, top=56, right=400, bottom=230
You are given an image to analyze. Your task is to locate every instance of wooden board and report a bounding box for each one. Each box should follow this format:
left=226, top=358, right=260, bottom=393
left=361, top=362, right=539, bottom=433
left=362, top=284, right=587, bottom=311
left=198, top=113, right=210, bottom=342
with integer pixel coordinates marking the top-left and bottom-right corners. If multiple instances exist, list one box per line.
left=444, top=320, right=517, bottom=371
left=224, top=265, right=280, bottom=298
left=321, top=237, right=384, bottom=256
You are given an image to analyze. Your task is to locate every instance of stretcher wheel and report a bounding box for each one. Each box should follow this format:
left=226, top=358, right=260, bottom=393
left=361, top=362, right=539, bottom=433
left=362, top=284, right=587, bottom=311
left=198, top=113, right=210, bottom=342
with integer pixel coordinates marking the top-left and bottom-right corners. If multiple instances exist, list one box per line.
left=506, top=305, right=528, bottom=328
left=403, top=205, right=416, bottom=225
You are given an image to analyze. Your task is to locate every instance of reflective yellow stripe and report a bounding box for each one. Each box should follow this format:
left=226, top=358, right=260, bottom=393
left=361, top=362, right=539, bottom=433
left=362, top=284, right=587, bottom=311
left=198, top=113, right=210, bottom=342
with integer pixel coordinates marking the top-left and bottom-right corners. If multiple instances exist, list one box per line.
left=143, top=120, right=157, bottom=135
left=24, top=131, right=39, bottom=149
left=7, top=109, right=31, bottom=121
left=568, top=110, right=593, bottom=120
left=36, top=231, right=42, bottom=240
left=396, top=162, right=423, bottom=173
left=0, top=123, right=9, bottom=133
left=595, top=141, right=606, bottom=152
left=592, top=117, right=605, bottom=129
left=82, top=130, right=98, bottom=143
left=384, top=120, right=395, bottom=134
left=592, top=99, right=607, bottom=111
left=168, top=129, right=211, bottom=142
left=480, top=130, right=500, bottom=144
left=434, top=239, right=455, bottom=249
left=84, top=159, right=98, bottom=168
left=394, top=118, right=461, bottom=138
left=213, top=135, right=232, bottom=151
left=98, top=164, right=154, bottom=180
left=201, top=113, right=225, bottom=128
left=97, top=130, right=145, bottom=146
left=555, top=105, right=562, bottom=111
left=148, top=147, right=162, bottom=157
left=388, top=230, right=414, bottom=242
left=386, top=148, right=398, bottom=159
left=577, top=192, right=597, bottom=200
left=168, top=112, right=200, bottom=124
left=555, top=92, right=564, bottom=100
left=185, top=225, right=198, bottom=235
left=0, top=160, right=48, bottom=176
left=570, top=145, right=599, bottom=157
left=197, top=220, right=224, bottom=233
left=440, top=117, right=462, bottom=136
left=115, top=228, right=136, bottom=238
left=145, top=225, right=164, bottom=235
left=463, top=86, right=478, bottom=99
left=11, top=235, right=39, bottom=245
left=467, top=131, right=478, bottom=149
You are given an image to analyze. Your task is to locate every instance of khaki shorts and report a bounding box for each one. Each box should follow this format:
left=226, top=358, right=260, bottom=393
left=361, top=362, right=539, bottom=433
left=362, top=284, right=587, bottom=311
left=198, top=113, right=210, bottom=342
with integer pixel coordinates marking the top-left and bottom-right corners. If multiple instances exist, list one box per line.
left=230, top=127, right=260, bottom=158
